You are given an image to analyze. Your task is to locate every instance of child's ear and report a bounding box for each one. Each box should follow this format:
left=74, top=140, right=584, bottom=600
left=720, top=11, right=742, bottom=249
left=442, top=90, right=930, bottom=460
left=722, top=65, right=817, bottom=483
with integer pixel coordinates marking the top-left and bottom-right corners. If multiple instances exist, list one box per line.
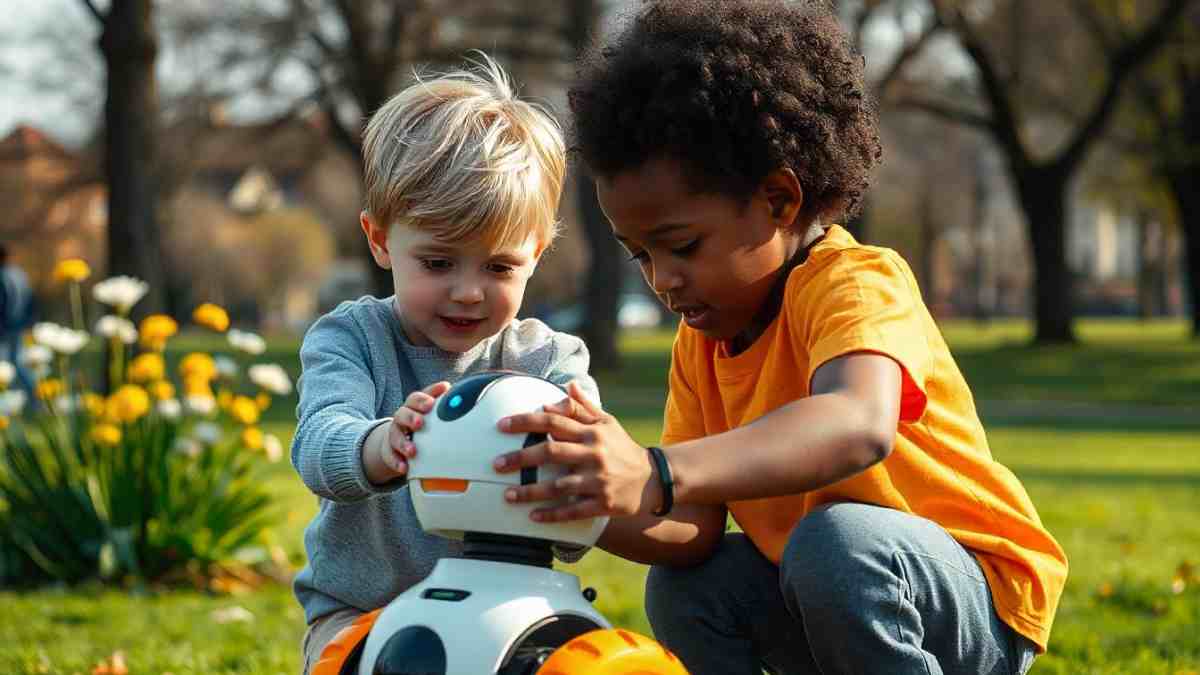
left=762, top=169, right=804, bottom=226
left=360, top=211, right=392, bottom=269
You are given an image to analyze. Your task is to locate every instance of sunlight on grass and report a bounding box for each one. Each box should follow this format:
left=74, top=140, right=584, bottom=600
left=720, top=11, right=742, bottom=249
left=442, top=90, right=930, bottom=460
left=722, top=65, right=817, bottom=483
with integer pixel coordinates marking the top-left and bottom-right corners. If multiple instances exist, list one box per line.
left=3, top=319, right=1198, bottom=674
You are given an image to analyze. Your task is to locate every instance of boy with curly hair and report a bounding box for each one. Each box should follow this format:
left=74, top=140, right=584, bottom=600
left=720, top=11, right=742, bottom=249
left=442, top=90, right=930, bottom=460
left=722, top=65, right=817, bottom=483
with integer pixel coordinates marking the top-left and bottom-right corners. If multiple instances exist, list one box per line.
left=290, top=56, right=598, bottom=674
left=494, top=2, right=1066, bottom=673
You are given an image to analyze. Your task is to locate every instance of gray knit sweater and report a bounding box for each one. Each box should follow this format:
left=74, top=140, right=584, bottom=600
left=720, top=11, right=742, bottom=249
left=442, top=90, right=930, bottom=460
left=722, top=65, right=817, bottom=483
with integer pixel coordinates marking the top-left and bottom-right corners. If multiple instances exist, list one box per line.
left=291, top=295, right=599, bottom=624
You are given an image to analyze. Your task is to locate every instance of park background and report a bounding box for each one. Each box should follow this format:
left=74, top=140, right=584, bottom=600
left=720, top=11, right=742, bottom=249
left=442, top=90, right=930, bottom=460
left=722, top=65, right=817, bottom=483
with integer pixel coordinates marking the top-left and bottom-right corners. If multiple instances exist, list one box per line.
left=1, top=1, right=1198, bottom=673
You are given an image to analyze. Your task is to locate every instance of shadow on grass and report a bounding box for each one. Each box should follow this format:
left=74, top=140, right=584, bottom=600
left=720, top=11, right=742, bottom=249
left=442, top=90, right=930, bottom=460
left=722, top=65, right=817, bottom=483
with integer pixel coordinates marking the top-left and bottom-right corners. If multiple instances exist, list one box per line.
left=952, top=341, right=1200, bottom=408
left=981, top=414, right=1200, bottom=434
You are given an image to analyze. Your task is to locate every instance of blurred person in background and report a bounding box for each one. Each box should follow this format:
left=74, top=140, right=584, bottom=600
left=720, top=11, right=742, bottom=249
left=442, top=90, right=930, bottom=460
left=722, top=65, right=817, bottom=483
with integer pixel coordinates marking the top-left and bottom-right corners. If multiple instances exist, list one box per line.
left=0, top=243, right=36, bottom=398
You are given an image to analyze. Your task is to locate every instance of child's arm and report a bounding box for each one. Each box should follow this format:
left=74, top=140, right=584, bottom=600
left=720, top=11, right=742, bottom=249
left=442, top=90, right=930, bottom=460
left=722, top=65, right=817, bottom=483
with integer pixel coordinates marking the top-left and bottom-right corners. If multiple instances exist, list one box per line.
left=596, top=503, right=728, bottom=566
left=494, top=351, right=900, bottom=521
left=292, top=310, right=409, bottom=502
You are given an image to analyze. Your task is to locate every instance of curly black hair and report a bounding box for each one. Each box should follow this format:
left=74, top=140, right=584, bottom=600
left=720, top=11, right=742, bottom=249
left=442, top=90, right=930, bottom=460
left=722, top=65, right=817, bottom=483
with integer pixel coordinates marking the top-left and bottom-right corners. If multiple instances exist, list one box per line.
left=568, top=0, right=881, bottom=224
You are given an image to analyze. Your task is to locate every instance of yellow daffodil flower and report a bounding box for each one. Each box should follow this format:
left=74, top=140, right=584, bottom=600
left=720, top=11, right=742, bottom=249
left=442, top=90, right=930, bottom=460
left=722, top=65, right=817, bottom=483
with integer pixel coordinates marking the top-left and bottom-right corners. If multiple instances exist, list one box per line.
left=127, top=352, right=166, bottom=383
left=229, top=395, right=260, bottom=426
left=107, top=385, right=151, bottom=423
left=36, top=378, right=64, bottom=401
left=193, top=303, right=230, bottom=332
left=53, top=258, right=92, bottom=284
left=0, top=415, right=9, bottom=431
left=83, top=392, right=105, bottom=418
left=139, top=314, right=179, bottom=351
left=255, top=392, right=271, bottom=411
left=148, top=380, right=175, bottom=401
left=90, top=423, right=122, bottom=446
left=241, top=426, right=264, bottom=450
left=179, top=352, right=217, bottom=382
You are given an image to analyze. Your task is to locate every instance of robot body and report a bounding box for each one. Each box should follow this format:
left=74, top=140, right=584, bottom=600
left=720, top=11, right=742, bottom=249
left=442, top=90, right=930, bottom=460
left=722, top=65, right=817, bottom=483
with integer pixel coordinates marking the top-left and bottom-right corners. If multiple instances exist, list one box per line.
left=316, top=372, right=686, bottom=675
left=357, top=557, right=608, bottom=675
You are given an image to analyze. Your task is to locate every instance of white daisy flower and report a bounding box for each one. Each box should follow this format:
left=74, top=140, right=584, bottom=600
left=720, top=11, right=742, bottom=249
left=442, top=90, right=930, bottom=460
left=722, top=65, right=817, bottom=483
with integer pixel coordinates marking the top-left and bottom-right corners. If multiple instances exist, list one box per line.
left=228, top=329, right=266, bottom=355
left=192, top=421, right=223, bottom=445
left=173, top=437, right=203, bottom=458
left=21, top=345, right=52, bottom=368
left=0, top=361, right=14, bottom=389
left=156, top=398, right=182, bottom=419
left=215, top=356, right=239, bottom=379
left=93, top=276, right=150, bottom=314
left=95, top=315, right=138, bottom=344
left=185, top=395, right=217, bottom=416
left=53, top=394, right=79, bottom=412
left=0, top=390, right=27, bottom=416
left=248, top=364, right=292, bottom=395
left=263, top=433, right=284, bottom=463
left=32, top=322, right=90, bottom=355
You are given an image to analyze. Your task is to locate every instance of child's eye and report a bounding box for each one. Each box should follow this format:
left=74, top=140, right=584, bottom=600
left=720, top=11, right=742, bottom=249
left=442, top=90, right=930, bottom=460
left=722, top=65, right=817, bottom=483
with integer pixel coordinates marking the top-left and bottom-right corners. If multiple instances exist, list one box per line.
left=670, top=239, right=701, bottom=257
left=486, top=263, right=515, bottom=277
left=421, top=258, right=453, bottom=272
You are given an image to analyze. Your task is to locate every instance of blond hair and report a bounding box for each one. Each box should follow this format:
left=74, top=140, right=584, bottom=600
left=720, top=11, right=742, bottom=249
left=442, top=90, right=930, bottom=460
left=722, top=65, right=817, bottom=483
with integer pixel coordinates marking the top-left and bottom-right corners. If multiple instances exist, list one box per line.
left=362, top=54, right=565, bottom=251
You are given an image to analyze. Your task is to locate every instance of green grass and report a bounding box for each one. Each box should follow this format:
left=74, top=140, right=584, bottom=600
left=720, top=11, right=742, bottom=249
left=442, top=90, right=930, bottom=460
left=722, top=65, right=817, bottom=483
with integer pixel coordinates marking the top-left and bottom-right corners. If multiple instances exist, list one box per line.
left=2, top=319, right=1198, bottom=673
left=942, top=319, right=1200, bottom=408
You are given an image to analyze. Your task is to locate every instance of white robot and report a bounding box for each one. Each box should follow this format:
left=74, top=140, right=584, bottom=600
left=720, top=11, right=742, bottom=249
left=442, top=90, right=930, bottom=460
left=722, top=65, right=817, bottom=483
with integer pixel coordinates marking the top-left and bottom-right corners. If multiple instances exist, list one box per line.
left=312, top=371, right=688, bottom=675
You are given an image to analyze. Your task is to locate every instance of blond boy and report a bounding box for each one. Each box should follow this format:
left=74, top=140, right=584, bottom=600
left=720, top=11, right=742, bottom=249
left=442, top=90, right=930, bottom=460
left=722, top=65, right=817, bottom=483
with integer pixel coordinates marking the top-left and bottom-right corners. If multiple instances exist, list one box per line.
left=290, top=57, right=597, bottom=673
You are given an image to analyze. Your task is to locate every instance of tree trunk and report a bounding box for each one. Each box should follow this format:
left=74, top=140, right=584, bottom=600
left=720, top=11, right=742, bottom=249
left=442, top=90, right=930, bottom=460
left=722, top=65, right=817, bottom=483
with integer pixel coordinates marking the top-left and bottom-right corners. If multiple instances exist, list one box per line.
left=1135, top=209, right=1164, bottom=320
left=971, top=149, right=989, bottom=323
left=1167, top=169, right=1200, bottom=337
left=1015, top=166, right=1076, bottom=343
left=576, top=171, right=622, bottom=370
left=566, top=0, right=621, bottom=370
left=917, top=183, right=936, bottom=311
left=100, top=0, right=164, bottom=315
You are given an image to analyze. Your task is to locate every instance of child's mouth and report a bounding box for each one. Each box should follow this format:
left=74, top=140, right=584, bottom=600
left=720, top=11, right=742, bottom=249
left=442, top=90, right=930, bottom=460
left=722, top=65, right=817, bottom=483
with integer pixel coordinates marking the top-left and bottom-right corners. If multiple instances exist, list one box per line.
left=440, top=316, right=484, bottom=333
left=677, top=306, right=713, bottom=329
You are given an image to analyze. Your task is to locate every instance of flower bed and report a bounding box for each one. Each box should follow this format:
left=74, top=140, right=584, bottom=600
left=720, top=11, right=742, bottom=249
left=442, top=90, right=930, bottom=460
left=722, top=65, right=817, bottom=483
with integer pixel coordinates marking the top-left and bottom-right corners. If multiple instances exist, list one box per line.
left=0, top=259, right=293, bottom=588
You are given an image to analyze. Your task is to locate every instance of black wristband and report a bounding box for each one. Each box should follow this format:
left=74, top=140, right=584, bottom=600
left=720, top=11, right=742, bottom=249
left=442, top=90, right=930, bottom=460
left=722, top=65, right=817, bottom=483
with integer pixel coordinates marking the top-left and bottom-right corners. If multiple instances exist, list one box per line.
left=646, top=446, right=674, bottom=517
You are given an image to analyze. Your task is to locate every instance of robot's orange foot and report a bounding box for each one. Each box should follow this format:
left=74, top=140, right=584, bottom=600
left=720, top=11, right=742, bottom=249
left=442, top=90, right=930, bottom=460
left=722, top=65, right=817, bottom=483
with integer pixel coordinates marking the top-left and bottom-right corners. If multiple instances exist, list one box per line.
left=537, top=628, right=690, bottom=675
left=310, top=609, right=381, bottom=675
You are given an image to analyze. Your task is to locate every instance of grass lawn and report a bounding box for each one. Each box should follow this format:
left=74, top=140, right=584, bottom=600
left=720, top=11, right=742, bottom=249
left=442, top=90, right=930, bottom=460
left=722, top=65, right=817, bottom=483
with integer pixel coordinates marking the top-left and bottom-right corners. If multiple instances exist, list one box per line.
left=2, top=319, right=1198, bottom=673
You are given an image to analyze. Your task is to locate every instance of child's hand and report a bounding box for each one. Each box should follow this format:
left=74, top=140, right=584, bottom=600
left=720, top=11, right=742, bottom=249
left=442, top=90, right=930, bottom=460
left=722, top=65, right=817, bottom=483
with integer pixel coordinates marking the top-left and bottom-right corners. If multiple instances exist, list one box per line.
left=493, top=382, right=661, bottom=522
left=363, top=380, right=451, bottom=484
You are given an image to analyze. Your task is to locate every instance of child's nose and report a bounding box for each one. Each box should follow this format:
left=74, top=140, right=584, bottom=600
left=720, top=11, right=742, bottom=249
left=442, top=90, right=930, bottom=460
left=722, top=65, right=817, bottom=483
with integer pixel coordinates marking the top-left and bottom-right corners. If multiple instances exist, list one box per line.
left=450, top=280, right=485, bottom=304
left=650, top=263, right=684, bottom=294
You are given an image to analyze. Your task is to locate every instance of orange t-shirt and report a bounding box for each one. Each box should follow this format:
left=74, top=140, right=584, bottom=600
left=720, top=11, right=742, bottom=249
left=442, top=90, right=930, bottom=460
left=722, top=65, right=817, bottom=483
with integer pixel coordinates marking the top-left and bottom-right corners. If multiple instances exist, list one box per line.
left=661, top=225, right=1067, bottom=651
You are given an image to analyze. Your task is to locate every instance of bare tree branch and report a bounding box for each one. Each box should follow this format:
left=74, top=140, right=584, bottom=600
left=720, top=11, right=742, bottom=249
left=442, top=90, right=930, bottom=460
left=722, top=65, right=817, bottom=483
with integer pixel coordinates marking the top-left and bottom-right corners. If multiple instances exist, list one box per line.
left=933, top=0, right=1028, bottom=166
left=382, top=1, right=409, bottom=76
left=1067, top=0, right=1117, bottom=54
left=78, top=0, right=106, bottom=25
left=308, top=27, right=341, bottom=64
left=875, top=13, right=942, bottom=99
left=305, top=70, right=361, bottom=159
left=894, top=96, right=995, bottom=130
left=1057, top=0, right=1193, bottom=174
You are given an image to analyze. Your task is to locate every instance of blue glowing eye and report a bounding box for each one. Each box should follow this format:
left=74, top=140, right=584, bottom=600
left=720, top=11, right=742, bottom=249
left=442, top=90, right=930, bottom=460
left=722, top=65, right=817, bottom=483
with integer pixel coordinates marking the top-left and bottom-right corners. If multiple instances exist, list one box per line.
left=449, top=394, right=462, bottom=409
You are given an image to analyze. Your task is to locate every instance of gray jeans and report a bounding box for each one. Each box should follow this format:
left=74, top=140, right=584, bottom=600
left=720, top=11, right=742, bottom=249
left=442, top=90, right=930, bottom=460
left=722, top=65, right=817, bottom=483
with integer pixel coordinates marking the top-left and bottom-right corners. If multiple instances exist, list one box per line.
left=646, top=503, right=1039, bottom=675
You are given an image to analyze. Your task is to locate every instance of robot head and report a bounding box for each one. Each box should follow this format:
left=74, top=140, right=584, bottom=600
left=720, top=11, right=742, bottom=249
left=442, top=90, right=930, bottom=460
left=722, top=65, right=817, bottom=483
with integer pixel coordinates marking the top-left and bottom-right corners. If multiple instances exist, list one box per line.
left=408, top=371, right=608, bottom=548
